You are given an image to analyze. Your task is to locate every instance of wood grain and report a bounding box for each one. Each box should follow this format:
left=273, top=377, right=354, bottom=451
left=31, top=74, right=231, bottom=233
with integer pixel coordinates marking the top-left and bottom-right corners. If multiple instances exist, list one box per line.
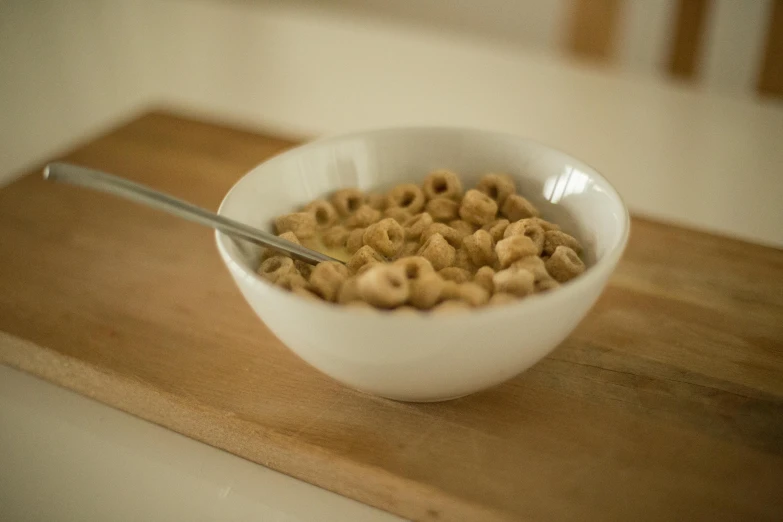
left=1, top=111, right=782, bottom=522
left=565, top=0, right=623, bottom=62
left=758, top=0, right=783, bottom=97
left=667, top=0, right=712, bottom=80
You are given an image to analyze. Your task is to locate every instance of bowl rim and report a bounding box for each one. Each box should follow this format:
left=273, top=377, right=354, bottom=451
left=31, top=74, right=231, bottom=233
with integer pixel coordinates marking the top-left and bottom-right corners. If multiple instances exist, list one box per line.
left=215, top=125, right=631, bottom=316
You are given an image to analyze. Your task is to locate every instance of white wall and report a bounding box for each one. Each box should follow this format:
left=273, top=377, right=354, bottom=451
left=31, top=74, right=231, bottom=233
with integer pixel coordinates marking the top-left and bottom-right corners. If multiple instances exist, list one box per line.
left=616, top=0, right=676, bottom=76
left=2, top=0, right=777, bottom=183
left=272, top=0, right=571, bottom=54
left=1, top=0, right=781, bottom=246
left=0, top=1, right=153, bottom=181
left=702, top=0, right=772, bottom=96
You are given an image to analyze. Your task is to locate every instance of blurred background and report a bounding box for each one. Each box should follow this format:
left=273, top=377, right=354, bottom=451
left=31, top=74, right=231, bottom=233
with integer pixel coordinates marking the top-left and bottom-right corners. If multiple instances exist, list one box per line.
left=1, top=0, right=781, bottom=184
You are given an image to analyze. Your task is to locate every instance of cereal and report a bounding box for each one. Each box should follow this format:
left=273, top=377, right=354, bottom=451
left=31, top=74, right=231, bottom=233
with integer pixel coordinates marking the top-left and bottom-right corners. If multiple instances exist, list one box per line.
left=417, top=233, right=456, bottom=271
left=440, top=280, right=461, bottom=301
left=345, top=204, right=382, bottom=229
left=503, top=221, right=547, bottom=255
left=421, top=223, right=462, bottom=249
left=426, top=197, right=460, bottom=222
left=520, top=224, right=546, bottom=255
left=505, top=218, right=561, bottom=240
left=439, top=267, right=472, bottom=283
left=294, top=260, right=313, bottom=280
left=366, top=192, right=388, bottom=211
left=258, top=256, right=297, bottom=283
left=363, top=218, right=405, bottom=258
left=422, top=169, right=463, bottom=201
left=261, top=231, right=300, bottom=261
left=501, top=194, right=539, bottom=222
left=303, top=199, right=338, bottom=228
left=488, top=293, right=517, bottom=306
left=493, top=268, right=535, bottom=297
left=524, top=217, right=561, bottom=232
left=482, top=219, right=510, bottom=242
left=473, top=266, right=495, bottom=294
left=545, top=246, right=585, bottom=283
left=292, top=285, right=321, bottom=300
left=543, top=230, right=582, bottom=256
left=276, top=272, right=309, bottom=291
left=346, top=300, right=373, bottom=309
left=394, top=256, right=435, bottom=280
left=309, top=261, right=351, bottom=301
left=322, top=225, right=350, bottom=249
left=384, top=206, right=413, bottom=224
left=449, top=219, right=478, bottom=238
left=346, top=228, right=366, bottom=254
left=277, top=231, right=300, bottom=245
left=337, top=277, right=361, bottom=304
left=331, top=188, right=365, bottom=217
left=408, top=272, right=446, bottom=309
left=455, top=282, right=490, bottom=307
left=433, top=300, right=471, bottom=313
left=347, top=245, right=384, bottom=273
left=275, top=212, right=316, bottom=239
left=356, top=262, right=381, bottom=275
left=535, top=278, right=560, bottom=293
left=462, top=229, right=496, bottom=266
left=265, top=170, right=587, bottom=311
left=509, top=255, right=549, bottom=281
left=399, top=241, right=421, bottom=258
left=503, top=221, right=524, bottom=238
left=357, top=264, right=410, bottom=308
left=387, top=184, right=426, bottom=214
left=459, top=189, right=498, bottom=226
left=403, top=212, right=433, bottom=241
left=495, top=234, right=538, bottom=268
left=453, top=246, right=477, bottom=272
left=506, top=221, right=552, bottom=256
left=476, top=173, right=516, bottom=206
left=503, top=218, right=560, bottom=242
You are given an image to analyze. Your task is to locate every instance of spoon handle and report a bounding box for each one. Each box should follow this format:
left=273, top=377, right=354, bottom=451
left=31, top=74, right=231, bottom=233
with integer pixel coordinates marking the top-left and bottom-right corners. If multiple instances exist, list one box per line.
left=43, top=162, right=339, bottom=266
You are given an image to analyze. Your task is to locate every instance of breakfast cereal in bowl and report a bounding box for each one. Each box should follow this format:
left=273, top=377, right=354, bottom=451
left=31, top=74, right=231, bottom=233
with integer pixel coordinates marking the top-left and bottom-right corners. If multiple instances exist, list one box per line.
left=216, top=127, right=628, bottom=401
left=260, top=170, right=586, bottom=313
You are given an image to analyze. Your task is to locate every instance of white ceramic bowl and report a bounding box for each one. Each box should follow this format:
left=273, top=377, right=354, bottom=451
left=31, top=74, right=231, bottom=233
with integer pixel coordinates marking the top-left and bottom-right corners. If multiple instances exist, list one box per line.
left=216, top=127, right=629, bottom=402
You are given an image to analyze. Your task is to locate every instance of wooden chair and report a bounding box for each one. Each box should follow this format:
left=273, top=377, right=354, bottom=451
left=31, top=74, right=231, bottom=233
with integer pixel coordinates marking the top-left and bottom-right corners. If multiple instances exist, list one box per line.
left=566, top=0, right=782, bottom=98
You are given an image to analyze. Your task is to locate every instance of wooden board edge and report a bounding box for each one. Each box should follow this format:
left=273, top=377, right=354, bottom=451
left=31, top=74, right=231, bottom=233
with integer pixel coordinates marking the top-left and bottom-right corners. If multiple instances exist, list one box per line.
left=0, top=331, right=511, bottom=522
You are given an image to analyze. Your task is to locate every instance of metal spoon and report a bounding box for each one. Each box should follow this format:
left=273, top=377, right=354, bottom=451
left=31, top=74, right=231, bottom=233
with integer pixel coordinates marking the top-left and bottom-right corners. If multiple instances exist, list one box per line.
left=43, top=162, right=341, bottom=265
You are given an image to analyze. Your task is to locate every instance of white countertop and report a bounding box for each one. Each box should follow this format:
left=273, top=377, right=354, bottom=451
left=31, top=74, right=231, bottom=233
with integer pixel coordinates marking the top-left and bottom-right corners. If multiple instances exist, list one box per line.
left=0, top=365, right=401, bottom=522
left=2, top=2, right=782, bottom=521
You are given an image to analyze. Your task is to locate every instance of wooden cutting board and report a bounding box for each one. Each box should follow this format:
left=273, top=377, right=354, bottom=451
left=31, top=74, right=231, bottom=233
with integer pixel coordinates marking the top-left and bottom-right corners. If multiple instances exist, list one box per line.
left=1, top=111, right=782, bottom=522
